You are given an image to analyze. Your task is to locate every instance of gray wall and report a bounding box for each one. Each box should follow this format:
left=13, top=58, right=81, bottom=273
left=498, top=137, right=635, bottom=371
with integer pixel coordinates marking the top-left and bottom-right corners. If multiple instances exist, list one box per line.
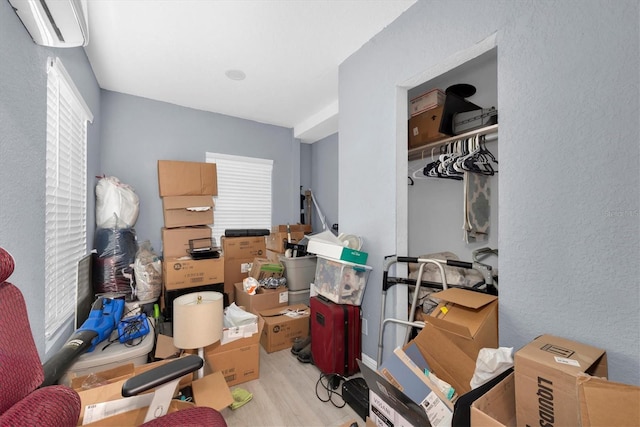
left=0, top=0, right=101, bottom=358
left=340, top=0, right=639, bottom=384
left=310, top=132, right=339, bottom=234
left=99, top=90, right=301, bottom=254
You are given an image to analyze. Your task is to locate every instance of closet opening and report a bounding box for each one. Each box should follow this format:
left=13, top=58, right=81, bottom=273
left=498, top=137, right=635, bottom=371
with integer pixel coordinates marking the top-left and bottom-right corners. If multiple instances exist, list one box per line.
left=388, top=40, right=499, bottom=362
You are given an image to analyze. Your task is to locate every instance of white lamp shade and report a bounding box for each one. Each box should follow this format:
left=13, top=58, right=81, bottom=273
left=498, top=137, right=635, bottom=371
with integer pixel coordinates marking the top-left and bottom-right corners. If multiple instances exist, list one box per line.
left=173, top=291, right=223, bottom=350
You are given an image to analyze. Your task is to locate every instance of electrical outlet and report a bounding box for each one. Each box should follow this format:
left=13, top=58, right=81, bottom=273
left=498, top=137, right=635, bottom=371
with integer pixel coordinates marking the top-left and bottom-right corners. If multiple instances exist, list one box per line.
left=362, top=318, right=368, bottom=335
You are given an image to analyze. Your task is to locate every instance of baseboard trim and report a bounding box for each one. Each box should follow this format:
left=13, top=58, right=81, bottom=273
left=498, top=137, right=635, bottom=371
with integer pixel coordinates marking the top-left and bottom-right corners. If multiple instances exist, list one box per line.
left=361, top=352, right=377, bottom=371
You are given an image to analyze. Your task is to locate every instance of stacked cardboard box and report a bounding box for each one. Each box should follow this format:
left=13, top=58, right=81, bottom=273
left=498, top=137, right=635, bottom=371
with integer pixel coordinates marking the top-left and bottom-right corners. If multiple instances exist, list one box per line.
left=222, top=235, right=266, bottom=304
left=158, top=160, right=224, bottom=313
left=408, top=88, right=447, bottom=149
left=265, top=224, right=308, bottom=260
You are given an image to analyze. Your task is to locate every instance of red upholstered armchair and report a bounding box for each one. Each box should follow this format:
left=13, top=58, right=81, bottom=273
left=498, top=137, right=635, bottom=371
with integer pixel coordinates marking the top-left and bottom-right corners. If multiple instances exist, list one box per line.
left=0, top=247, right=227, bottom=426
left=0, top=247, right=81, bottom=426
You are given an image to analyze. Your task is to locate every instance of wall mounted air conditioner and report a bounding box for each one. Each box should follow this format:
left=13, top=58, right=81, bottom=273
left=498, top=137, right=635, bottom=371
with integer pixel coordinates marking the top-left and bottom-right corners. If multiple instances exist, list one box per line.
left=8, top=0, right=88, bottom=47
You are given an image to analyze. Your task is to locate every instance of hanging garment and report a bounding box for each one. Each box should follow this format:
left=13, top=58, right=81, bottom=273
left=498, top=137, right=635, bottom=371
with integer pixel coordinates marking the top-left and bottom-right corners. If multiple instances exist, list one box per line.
left=463, top=172, right=490, bottom=243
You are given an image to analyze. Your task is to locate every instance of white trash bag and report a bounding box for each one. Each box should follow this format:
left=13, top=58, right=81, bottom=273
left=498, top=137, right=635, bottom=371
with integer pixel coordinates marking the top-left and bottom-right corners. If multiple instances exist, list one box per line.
left=96, top=176, right=140, bottom=229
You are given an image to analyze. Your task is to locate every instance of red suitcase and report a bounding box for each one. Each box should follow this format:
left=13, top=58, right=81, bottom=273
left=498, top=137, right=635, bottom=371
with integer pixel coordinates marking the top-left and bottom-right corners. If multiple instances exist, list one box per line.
left=310, top=295, right=362, bottom=377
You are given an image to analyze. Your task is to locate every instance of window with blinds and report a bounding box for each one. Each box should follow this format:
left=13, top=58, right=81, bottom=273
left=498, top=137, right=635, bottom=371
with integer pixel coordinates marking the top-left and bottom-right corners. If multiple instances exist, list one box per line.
left=205, top=153, right=273, bottom=246
left=45, top=57, right=93, bottom=348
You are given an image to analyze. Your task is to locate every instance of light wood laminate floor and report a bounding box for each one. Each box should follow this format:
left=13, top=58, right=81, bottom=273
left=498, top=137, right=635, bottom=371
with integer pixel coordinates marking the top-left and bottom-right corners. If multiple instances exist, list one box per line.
left=219, top=346, right=364, bottom=427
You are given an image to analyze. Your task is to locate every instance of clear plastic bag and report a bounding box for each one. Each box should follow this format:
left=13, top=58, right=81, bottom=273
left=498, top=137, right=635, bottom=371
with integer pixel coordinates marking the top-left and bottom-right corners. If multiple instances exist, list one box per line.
left=133, top=241, right=162, bottom=302
left=93, top=227, right=138, bottom=297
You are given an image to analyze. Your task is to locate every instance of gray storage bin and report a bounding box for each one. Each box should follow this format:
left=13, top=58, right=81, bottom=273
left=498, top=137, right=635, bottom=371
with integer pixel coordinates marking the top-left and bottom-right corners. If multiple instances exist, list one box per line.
left=280, top=255, right=317, bottom=291
left=288, top=289, right=310, bottom=306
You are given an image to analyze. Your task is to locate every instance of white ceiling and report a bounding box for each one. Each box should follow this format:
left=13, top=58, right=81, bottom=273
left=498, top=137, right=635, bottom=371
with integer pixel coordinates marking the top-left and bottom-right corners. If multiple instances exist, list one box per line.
left=83, top=0, right=416, bottom=143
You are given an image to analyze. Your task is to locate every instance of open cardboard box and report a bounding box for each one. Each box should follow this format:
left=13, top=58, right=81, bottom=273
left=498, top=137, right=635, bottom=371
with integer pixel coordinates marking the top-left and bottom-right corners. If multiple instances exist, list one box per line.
left=157, top=160, right=218, bottom=197
left=470, top=371, right=516, bottom=427
left=413, top=288, right=498, bottom=395
left=577, top=373, right=640, bottom=426
left=514, top=334, right=607, bottom=427
left=83, top=400, right=196, bottom=426
left=233, top=281, right=288, bottom=314
left=76, top=357, right=232, bottom=425
left=258, top=304, right=310, bottom=353
left=205, top=317, right=265, bottom=386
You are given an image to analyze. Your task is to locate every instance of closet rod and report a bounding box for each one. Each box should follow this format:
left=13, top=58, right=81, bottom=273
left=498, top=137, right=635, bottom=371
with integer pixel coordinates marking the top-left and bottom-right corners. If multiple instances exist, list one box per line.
left=408, top=123, right=498, bottom=161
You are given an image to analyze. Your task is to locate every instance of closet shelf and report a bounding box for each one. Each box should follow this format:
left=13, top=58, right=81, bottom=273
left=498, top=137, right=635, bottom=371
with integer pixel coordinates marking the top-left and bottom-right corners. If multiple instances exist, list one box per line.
left=408, top=123, right=498, bottom=161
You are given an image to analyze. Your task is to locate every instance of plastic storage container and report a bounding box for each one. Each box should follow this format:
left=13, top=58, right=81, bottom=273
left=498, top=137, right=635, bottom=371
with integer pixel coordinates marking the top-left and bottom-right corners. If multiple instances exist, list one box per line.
left=313, top=256, right=372, bottom=306
left=280, top=255, right=317, bottom=291
left=58, top=318, right=155, bottom=387
left=288, top=289, right=311, bottom=306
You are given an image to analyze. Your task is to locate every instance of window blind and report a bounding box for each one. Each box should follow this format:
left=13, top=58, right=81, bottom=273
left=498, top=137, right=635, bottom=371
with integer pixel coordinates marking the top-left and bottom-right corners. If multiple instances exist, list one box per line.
left=45, top=57, right=93, bottom=347
left=205, top=153, right=273, bottom=246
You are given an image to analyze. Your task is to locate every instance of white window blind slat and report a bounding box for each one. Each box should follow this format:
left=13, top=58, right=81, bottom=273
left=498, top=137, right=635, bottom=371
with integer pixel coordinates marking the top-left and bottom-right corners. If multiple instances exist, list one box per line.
left=44, top=57, right=92, bottom=348
left=206, top=153, right=273, bottom=246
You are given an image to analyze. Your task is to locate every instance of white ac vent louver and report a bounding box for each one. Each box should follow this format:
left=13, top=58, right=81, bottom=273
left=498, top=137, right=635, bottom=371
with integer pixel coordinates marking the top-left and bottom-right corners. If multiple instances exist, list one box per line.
left=8, top=0, right=88, bottom=47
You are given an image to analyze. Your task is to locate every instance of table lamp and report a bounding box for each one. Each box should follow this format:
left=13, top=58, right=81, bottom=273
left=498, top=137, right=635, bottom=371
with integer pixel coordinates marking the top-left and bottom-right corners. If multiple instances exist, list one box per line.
left=173, top=291, right=223, bottom=379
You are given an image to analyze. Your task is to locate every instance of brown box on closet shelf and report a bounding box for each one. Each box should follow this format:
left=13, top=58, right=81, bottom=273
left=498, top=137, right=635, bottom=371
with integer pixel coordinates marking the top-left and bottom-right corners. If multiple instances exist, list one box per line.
left=408, top=106, right=447, bottom=149
left=409, top=88, right=446, bottom=117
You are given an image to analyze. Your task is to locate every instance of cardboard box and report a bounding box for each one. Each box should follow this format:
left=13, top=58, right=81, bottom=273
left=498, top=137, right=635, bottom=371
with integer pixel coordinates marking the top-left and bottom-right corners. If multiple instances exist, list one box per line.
left=76, top=357, right=197, bottom=424
left=163, top=257, right=224, bottom=290
left=162, top=196, right=214, bottom=228
left=379, top=346, right=455, bottom=416
left=205, top=317, right=264, bottom=386
left=266, top=231, right=305, bottom=254
left=158, top=160, right=218, bottom=197
left=259, top=304, right=310, bottom=353
left=249, top=257, right=284, bottom=280
left=471, top=372, right=516, bottom=427
left=413, top=288, right=498, bottom=395
left=80, top=371, right=232, bottom=426
left=222, top=236, right=266, bottom=303
left=162, top=226, right=212, bottom=258
left=408, top=106, right=447, bottom=149
left=271, top=224, right=311, bottom=234
left=514, top=334, right=607, bottom=427
left=71, top=359, right=194, bottom=392
left=359, top=360, right=431, bottom=427
left=265, top=249, right=280, bottom=262
left=221, top=321, right=258, bottom=345
left=234, top=282, right=288, bottom=314
left=154, top=334, right=181, bottom=360
left=577, top=373, right=640, bottom=426
left=409, top=88, right=446, bottom=117
left=222, top=236, right=266, bottom=260
left=162, top=283, right=224, bottom=321
left=223, top=258, right=252, bottom=303
left=83, top=400, right=195, bottom=426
